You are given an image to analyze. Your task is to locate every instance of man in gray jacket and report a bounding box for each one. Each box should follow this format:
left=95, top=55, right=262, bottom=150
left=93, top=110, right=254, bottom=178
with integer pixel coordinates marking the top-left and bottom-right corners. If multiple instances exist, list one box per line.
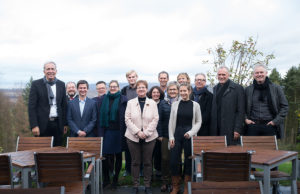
left=245, top=64, right=288, bottom=139
left=210, top=66, right=245, bottom=145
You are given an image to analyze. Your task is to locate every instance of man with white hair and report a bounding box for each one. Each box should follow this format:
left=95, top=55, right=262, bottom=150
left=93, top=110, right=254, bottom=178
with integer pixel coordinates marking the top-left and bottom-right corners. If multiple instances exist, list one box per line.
left=245, top=64, right=288, bottom=139
left=210, top=66, right=245, bottom=145
left=28, top=61, right=67, bottom=146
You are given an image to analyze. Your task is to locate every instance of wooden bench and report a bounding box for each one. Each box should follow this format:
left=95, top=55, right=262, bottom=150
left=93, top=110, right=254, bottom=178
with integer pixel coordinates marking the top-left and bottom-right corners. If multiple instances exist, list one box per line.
left=191, top=136, right=227, bottom=181
left=201, top=151, right=251, bottom=181
left=67, top=137, right=103, bottom=194
left=0, top=187, right=65, bottom=194
left=240, top=136, right=277, bottom=150
left=34, top=151, right=93, bottom=194
left=16, top=136, right=53, bottom=151
left=188, top=181, right=261, bottom=194
left=0, top=155, right=13, bottom=189
left=241, top=135, right=290, bottom=192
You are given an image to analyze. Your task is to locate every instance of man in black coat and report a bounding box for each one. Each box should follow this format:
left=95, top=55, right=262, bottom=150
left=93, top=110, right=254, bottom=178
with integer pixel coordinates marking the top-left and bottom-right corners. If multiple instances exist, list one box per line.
left=190, top=73, right=213, bottom=136
left=210, top=66, right=245, bottom=145
left=245, top=64, right=288, bottom=139
left=28, top=61, right=67, bottom=146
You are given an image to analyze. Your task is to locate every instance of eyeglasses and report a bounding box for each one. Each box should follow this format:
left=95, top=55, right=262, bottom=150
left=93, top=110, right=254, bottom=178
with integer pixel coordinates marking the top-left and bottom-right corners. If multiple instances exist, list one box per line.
left=109, top=86, right=118, bottom=89
left=195, top=79, right=206, bottom=82
left=137, top=87, right=146, bottom=90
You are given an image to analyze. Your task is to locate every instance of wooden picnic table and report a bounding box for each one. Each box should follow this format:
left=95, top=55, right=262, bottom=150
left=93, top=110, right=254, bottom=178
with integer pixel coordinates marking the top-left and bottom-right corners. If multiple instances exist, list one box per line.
left=196, top=146, right=298, bottom=194
left=0, top=146, right=96, bottom=191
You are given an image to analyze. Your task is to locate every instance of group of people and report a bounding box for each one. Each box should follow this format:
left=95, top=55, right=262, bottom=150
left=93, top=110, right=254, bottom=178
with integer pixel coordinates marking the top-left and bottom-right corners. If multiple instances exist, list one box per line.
left=28, top=61, right=289, bottom=194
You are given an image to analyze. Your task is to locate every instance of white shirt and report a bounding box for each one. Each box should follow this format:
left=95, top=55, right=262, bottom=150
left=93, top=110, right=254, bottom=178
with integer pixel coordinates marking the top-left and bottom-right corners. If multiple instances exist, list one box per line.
left=79, top=97, right=86, bottom=117
left=49, top=84, right=58, bottom=117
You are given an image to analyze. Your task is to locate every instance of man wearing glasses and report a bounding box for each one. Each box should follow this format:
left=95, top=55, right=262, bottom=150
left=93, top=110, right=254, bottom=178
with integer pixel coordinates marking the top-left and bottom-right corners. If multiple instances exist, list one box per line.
left=190, top=73, right=213, bottom=136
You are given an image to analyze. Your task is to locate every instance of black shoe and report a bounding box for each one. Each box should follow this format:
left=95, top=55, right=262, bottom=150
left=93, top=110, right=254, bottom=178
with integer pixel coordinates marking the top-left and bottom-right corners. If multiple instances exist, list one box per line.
left=145, top=187, right=152, bottom=194
left=131, top=187, right=138, bottom=194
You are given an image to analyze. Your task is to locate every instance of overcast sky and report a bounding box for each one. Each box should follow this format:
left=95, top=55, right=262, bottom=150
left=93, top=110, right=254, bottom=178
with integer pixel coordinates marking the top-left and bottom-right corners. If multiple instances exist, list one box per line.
left=0, top=0, right=299, bottom=88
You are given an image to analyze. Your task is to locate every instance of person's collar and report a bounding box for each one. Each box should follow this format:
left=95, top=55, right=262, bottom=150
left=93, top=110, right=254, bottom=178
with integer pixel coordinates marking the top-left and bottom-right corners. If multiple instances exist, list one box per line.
left=129, top=84, right=136, bottom=89
left=79, top=97, right=86, bottom=102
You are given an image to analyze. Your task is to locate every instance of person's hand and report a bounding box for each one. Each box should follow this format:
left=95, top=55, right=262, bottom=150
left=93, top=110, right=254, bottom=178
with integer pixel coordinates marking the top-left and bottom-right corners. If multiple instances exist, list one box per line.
left=63, top=126, right=68, bottom=134
left=78, top=130, right=86, bottom=137
left=158, top=137, right=163, bottom=142
left=169, top=139, right=175, bottom=148
left=32, top=126, right=40, bottom=136
left=138, top=131, right=146, bottom=139
left=245, top=119, right=255, bottom=125
left=234, top=132, right=240, bottom=140
left=267, top=121, right=275, bottom=126
left=184, top=133, right=190, bottom=139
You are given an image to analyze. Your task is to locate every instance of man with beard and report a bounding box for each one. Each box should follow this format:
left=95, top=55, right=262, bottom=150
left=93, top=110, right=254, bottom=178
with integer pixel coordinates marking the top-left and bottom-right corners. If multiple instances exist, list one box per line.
left=66, top=81, right=77, bottom=101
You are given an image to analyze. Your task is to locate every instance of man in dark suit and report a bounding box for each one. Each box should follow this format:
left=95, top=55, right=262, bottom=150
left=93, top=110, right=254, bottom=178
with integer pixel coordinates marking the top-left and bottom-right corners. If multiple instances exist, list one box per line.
left=28, top=61, right=67, bottom=146
left=210, top=66, right=245, bottom=145
left=67, top=80, right=97, bottom=137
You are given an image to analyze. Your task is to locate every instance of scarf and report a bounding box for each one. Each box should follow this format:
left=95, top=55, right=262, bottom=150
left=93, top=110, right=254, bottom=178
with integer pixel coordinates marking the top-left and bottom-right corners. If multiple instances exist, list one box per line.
left=253, top=77, right=276, bottom=116
left=43, top=76, right=57, bottom=105
left=100, top=91, right=121, bottom=127
left=193, top=86, right=207, bottom=102
left=216, top=80, right=230, bottom=107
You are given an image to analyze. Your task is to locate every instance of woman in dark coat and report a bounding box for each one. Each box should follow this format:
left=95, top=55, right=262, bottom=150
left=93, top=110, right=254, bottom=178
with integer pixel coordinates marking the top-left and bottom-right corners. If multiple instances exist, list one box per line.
left=147, top=86, right=165, bottom=182
left=157, top=81, right=179, bottom=192
left=97, top=80, right=127, bottom=188
left=190, top=73, right=213, bottom=136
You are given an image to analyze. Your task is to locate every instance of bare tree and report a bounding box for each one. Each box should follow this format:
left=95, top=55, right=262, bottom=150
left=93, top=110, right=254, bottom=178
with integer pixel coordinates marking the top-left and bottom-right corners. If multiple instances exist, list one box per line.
left=204, top=36, right=275, bottom=86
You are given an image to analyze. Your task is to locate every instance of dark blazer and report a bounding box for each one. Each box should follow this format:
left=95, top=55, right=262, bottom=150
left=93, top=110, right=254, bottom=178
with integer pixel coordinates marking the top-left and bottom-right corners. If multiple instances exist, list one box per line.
left=210, top=80, right=245, bottom=145
left=28, top=78, right=67, bottom=135
left=67, top=97, right=97, bottom=137
left=97, top=95, right=128, bottom=150
left=245, top=81, right=288, bottom=139
left=191, top=87, right=213, bottom=136
left=157, top=99, right=171, bottom=138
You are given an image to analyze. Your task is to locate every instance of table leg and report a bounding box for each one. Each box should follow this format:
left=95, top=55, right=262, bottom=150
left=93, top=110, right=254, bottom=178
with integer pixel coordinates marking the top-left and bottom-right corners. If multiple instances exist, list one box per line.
left=263, top=166, right=271, bottom=194
left=96, top=159, right=100, bottom=194
left=21, top=168, right=30, bottom=188
left=291, top=158, right=297, bottom=194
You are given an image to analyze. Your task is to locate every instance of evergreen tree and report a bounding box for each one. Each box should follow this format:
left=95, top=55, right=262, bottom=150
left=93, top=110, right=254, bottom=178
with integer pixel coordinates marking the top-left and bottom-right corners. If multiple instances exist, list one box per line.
left=269, top=68, right=282, bottom=85
left=22, top=76, right=33, bottom=106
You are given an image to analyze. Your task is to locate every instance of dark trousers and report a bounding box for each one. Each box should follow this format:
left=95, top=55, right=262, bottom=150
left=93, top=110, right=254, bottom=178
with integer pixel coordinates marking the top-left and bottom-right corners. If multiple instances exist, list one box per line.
left=170, top=126, right=192, bottom=176
left=103, top=153, right=122, bottom=183
left=127, top=139, right=156, bottom=187
left=161, top=137, right=171, bottom=184
left=42, top=120, right=62, bottom=146
left=153, top=139, right=161, bottom=171
left=246, top=123, right=277, bottom=136
left=124, top=147, right=131, bottom=173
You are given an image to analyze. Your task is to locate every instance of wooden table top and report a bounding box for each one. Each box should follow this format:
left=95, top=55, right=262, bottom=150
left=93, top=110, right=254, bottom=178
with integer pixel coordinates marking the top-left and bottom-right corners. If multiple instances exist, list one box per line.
left=0, top=147, right=96, bottom=168
left=195, top=146, right=298, bottom=166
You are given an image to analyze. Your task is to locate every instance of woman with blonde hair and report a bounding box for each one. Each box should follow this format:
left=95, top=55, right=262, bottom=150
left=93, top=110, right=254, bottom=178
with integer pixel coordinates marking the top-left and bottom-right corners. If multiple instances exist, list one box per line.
left=169, top=83, right=202, bottom=194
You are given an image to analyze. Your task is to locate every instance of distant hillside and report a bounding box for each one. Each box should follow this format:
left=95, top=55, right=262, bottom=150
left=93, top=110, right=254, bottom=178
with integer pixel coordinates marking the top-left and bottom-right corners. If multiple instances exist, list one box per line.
left=0, top=82, right=161, bottom=101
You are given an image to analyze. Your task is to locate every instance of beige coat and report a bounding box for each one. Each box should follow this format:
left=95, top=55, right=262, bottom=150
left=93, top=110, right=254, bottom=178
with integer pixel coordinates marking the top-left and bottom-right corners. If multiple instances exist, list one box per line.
left=168, top=100, right=202, bottom=141
left=125, top=97, right=159, bottom=143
